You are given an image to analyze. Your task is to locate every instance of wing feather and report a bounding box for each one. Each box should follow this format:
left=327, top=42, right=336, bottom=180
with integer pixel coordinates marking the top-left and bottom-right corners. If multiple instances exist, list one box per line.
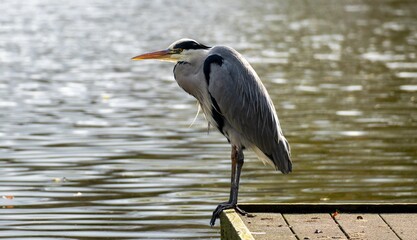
left=206, top=46, right=292, bottom=173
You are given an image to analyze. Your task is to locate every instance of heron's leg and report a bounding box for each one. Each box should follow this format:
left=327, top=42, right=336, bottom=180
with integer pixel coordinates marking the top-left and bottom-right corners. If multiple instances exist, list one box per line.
left=228, top=145, right=238, bottom=203
left=210, top=146, right=245, bottom=226
left=233, top=149, right=247, bottom=215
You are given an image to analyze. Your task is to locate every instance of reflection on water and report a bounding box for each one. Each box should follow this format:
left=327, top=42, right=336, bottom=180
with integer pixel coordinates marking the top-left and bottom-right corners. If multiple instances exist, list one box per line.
left=1, top=0, right=416, bottom=239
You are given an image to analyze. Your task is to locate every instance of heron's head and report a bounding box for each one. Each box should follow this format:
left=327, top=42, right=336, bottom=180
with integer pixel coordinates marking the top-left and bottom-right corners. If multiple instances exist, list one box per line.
left=132, top=38, right=210, bottom=63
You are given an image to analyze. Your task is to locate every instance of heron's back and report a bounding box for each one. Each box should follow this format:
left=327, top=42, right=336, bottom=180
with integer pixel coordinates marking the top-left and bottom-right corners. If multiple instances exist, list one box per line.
left=205, top=46, right=292, bottom=173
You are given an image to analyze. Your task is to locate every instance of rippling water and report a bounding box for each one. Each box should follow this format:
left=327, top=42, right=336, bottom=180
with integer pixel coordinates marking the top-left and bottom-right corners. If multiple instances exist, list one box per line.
left=1, top=0, right=416, bottom=239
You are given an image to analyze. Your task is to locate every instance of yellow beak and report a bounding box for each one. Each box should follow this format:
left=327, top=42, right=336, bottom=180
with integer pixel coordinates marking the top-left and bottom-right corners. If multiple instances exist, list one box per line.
left=131, top=49, right=176, bottom=62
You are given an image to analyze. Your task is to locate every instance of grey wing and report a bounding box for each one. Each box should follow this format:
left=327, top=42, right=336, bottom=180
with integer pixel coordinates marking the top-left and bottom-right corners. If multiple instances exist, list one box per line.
left=206, top=47, right=292, bottom=173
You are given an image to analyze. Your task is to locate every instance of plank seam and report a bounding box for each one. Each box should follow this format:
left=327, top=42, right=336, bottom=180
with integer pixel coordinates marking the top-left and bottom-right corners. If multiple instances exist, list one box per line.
left=281, top=213, right=300, bottom=240
left=330, top=213, right=350, bottom=239
left=379, top=214, right=403, bottom=240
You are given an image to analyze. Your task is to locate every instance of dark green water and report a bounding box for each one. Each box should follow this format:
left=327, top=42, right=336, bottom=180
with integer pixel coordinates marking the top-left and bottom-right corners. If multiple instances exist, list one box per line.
left=0, top=0, right=416, bottom=239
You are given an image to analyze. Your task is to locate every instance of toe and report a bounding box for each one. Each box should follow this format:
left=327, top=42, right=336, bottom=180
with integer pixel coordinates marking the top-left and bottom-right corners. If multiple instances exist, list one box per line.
left=235, top=205, right=247, bottom=216
left=210, top=203, right=236, bottom=226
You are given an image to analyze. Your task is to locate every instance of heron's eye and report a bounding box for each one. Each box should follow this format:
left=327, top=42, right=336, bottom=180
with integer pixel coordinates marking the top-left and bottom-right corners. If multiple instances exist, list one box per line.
left=172, top=48, right=183, bottom=54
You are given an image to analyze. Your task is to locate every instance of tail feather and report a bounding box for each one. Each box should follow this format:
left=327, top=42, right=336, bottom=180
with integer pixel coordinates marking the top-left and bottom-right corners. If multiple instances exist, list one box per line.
left=253, top=138, right=292, bottom=174
left=274, top=139, right=292, bottom=174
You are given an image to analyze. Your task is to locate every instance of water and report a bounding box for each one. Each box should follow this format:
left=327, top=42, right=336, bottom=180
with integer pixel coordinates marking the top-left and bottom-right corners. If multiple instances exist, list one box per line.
left=1, top=0, right=416, bottom=239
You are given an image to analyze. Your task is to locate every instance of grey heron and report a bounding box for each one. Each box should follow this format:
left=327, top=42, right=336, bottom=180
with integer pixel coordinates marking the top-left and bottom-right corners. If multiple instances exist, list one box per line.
left=132, top=39, right=292, bottom=226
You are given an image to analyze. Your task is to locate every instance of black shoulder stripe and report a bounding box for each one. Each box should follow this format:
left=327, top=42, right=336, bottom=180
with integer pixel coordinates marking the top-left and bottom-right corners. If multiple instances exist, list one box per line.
left=209, top=93, right=225, bottom=134
left=203, top=55, right=224, bottom=85
left=265, top=153, right=273, bottom=161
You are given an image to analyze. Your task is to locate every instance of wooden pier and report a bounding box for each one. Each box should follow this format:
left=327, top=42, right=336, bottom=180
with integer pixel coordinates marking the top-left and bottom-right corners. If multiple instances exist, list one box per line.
left=220, top=203, right=417, bottom=240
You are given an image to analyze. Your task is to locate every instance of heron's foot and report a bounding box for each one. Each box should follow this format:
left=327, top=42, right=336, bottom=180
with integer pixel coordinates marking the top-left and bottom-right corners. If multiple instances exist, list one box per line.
left=210, top=202, right=248, bottom=226
left=235, top=205, right=248, bottom=216
left=210, top=202, right=235, bottom=226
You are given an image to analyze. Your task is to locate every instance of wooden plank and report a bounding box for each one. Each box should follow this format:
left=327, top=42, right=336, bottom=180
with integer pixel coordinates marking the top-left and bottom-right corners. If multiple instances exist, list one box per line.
left=239, top=203, right=417, bottom=214
left=334, top=213, right=399, bottom=240
left=381, top=214, right=417, bottom=240
left=220, top=209, right=254, bottom=240
left=240, top=213, right=296, bottom=240
left=220, top=204, right=417, bottom=240
left=283, top=213, right=347, bottom=240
